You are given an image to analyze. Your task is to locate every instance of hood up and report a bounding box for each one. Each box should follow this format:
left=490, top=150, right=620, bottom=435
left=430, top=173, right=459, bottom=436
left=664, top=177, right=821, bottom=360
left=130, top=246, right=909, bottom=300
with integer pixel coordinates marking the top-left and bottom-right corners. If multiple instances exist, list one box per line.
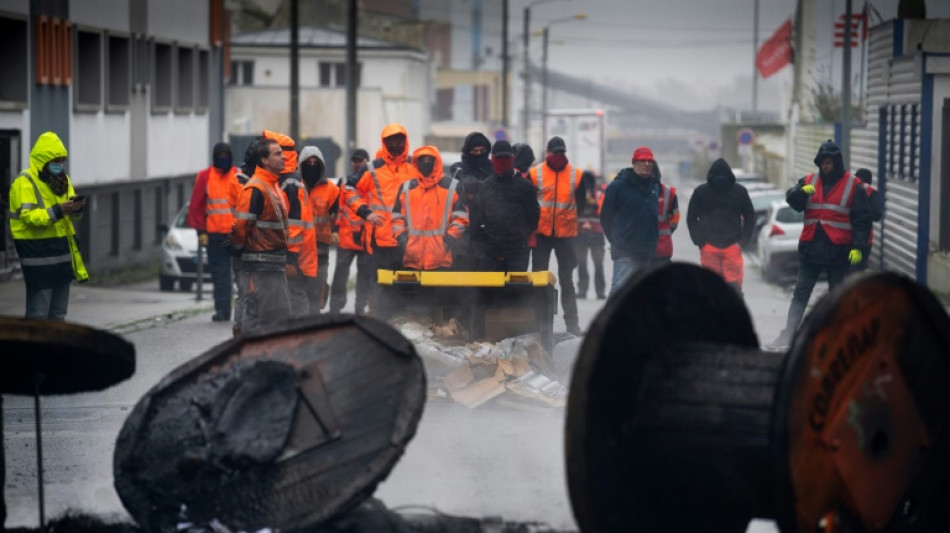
left=380, top=123, right=410, bottom=165
left=706, top=158, right=736, bottom=189
left=412, top=146, right=444, bottom=187
left=262, top=130, right=297, bottom=174
left=30, top=131, right=68, bottom=174
left=512, top=143, right=535, bottom=172
left=813, top=139, right=845, bottom=179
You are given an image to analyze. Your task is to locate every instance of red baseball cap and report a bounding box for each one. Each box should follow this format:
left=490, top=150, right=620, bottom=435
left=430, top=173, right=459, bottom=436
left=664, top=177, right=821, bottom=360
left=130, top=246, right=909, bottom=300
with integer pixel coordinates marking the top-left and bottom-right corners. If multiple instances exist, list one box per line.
left=632, top=146, right=655, bottom=162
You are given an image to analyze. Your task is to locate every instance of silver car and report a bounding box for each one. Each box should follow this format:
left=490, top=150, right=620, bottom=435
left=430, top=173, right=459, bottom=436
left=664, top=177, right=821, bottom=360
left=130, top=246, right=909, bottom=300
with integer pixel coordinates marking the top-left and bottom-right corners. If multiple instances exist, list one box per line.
left=756, top=201, right=804, bottom=283
left=159, top=203, right=211, bottom=292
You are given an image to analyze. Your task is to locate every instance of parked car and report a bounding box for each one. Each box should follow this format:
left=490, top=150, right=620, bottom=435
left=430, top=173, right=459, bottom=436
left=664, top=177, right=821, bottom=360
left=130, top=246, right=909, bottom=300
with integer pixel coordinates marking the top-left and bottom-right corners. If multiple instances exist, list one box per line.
left=757, top=201, right=804, bottom=282
left=159, top=203, right=210, bottom=292
left=744, top=189, right=789, bottom=249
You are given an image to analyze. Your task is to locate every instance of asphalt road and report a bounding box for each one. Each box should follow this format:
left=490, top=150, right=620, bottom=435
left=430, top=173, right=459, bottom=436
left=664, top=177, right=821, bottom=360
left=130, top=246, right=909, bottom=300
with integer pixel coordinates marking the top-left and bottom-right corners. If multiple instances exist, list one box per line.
left=2, top=176, right=804, bottom=532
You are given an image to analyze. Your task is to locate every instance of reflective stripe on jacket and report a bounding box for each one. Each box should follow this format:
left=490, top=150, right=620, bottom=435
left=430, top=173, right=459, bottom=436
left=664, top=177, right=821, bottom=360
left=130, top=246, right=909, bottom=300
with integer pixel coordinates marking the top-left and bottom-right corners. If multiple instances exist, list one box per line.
left=188, top=166, right=242, bottom=234
left=9, top=132, right=88, bottom=284
left=655, top=184, right=679, bottom=258
left=392, top=160, right=468, bottom=271
left=336, top=177, right=364, bottom=251
left=529, top=162, right=583, bottom=238
left=801, top=172, right=859, bottom=245
left=281, top=176, right=317, bottom=277
left=309, top=179, right=340, bottom=246
left=231, top=167, right=289, bottom=265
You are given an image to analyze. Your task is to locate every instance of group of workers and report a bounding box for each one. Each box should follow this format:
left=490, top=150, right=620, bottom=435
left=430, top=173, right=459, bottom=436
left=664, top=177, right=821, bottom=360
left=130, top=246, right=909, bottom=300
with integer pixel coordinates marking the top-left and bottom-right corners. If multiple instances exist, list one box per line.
left=7, top=127, right=883, bottom=350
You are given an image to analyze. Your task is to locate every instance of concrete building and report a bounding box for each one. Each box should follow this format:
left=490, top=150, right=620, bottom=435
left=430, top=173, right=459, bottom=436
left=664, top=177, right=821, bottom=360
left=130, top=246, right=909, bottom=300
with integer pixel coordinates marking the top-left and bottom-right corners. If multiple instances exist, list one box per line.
left=0, top=0, right=224, bottom=279
left=226, top=26, right=430, bottom=177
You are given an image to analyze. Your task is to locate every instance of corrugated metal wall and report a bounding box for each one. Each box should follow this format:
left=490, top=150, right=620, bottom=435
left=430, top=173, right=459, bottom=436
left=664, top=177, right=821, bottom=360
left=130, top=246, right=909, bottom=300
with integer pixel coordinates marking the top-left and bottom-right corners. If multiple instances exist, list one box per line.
left=870, top=21, right=922, bottom=279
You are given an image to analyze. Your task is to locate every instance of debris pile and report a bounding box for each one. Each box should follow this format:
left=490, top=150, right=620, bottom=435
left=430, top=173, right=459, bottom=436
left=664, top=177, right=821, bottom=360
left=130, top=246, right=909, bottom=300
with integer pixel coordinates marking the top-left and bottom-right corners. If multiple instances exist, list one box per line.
left=393, top=317, right=570, bottom=409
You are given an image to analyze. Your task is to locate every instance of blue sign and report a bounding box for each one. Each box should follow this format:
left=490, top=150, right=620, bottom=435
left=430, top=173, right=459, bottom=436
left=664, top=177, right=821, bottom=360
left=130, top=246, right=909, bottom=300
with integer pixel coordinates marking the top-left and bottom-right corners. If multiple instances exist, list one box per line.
left=492, top=127, right=508, bottom=141
left=737, top=129, right=755, bottom=146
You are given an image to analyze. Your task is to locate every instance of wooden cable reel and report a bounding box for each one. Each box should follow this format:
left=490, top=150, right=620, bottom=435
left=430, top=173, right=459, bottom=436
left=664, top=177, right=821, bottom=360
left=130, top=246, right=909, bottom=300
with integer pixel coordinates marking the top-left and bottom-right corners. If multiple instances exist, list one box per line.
left=566, top=264, right=950, bottom=532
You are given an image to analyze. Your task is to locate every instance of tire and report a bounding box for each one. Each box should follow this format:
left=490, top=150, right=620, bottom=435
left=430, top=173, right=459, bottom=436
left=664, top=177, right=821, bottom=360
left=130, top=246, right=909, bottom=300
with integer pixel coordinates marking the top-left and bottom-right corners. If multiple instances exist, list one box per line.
left=179, top=278, right=193, bottom=292
left=159, top=274, right=175, bottom=292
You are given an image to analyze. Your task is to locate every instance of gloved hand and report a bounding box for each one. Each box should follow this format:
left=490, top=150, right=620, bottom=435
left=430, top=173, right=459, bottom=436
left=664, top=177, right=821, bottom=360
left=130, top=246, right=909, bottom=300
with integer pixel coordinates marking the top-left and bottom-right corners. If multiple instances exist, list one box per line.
left=331, top=233, right=340, bottom=247
left=848, top=248, right=863, bottom=265
left=198, top=232, right=209, bottom=247
left=801, top=184, right=816, bottom=195
left=397, top=233, right=408, bottom=250
left=286, top=264, right=298, bottom=277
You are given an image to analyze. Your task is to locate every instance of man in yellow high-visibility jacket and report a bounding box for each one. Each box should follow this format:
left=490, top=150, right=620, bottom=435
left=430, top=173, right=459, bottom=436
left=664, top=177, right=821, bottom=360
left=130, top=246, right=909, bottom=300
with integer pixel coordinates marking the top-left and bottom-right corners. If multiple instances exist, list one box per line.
left=9, top=131, right=88, bottom=319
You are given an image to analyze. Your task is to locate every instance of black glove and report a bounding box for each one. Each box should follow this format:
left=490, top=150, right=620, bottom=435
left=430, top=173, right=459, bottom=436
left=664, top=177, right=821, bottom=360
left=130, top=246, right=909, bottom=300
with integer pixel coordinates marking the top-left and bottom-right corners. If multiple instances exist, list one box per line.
left=397, top=233, right=408, bottom=250
left=444, top=234, right=460, bottom=253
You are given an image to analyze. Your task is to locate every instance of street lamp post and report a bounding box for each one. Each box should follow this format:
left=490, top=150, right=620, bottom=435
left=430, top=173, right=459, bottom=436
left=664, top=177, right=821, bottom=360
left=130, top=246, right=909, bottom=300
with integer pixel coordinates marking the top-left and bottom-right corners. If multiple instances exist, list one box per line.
left=538, top=14, right=586, bottom=143
left=522, top=0, right=572, bottom=143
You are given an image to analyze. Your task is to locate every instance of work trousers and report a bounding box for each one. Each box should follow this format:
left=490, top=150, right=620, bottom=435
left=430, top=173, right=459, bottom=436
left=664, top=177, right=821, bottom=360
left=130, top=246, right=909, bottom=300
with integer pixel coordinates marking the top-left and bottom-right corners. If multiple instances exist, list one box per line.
left=609, top=255, right=651, bottom=298
left=287, top=272, right=310, bottom=317
left=532, top=235, right=579, bottom=327
left=207, top=233, right=232, bottom=319
left=236, top=269, right=291, bottom=334
left=25, top=282, right=70, bottom=320
left=700, top=243, right=744, bottom=291
left=782, top=260, right=850, bottom=336
left=575, top=240, right=606, bottom=299
left=369, top=246, right=405, bottom=320
left=307, top=245, right=331, bottom=314
left=477, top=250, right=530, bottom=272
left=330, top=247, right=372, bottom=314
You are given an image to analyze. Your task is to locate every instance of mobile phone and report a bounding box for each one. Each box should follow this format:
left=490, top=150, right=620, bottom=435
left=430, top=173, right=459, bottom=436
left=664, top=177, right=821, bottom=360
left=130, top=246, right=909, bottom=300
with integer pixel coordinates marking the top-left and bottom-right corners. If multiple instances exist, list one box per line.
left=72, top=194, right=87, bottom=202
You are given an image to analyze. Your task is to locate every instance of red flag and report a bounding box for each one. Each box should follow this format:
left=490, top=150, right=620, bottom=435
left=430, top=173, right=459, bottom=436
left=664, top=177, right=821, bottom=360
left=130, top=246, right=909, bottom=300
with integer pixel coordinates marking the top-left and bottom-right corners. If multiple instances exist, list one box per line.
left=756, top=19, right=793, bottom=79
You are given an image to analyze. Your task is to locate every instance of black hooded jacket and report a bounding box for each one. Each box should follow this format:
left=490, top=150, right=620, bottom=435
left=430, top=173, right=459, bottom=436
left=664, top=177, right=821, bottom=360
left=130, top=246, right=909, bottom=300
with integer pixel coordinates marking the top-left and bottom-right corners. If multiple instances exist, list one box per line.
left=470, top=168, right=540, bottom=259
left=449, top=132, right=494, bottom=206
left=686, top=158, right=756, bottom=248
left=512, top=143, right=536, bottom=177
left=786, top=140, right=871, bottom=265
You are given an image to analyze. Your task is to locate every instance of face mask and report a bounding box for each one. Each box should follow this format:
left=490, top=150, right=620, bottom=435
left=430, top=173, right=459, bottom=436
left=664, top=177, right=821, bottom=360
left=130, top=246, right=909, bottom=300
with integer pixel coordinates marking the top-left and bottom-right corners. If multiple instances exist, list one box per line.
left=213, top=155, right=232, bottom=171
left=546, top=153, right=568, bottom=171
left=492, top=156, right=513, bottom=175
left=47, top=162, right=65, bottom=176
left=417, top=158, right=436, bottom=177
left=301, top=162, right=324, bottom=187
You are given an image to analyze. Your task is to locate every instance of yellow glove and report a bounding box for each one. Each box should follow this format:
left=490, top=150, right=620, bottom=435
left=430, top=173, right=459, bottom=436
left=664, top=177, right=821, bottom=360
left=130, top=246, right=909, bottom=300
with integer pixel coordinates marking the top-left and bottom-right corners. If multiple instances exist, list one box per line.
left=198, top=233, right=209, bottom=247
left=849, top=248, right=862, bottom=265
left=801, top=184, right=816, bottom=195
left=331, top=233, right=340, bottom=247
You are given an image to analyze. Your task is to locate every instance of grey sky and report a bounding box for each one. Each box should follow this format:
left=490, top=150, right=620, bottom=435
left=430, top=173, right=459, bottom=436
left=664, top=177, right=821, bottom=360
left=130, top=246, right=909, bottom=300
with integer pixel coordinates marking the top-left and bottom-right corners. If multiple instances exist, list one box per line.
left=508, top=0, right=950, bottom=112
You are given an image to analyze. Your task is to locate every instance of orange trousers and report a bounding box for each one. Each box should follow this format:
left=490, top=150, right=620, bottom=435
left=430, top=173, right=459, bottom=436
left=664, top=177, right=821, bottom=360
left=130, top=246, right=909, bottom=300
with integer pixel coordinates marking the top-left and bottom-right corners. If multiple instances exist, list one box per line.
left=700, top=243, right=744, bottom=288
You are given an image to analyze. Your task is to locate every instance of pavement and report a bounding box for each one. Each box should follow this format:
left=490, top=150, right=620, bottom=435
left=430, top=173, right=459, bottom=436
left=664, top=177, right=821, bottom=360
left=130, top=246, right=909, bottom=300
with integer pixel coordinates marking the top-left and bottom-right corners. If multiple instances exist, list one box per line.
left=0, top=278, right=216, bottom=334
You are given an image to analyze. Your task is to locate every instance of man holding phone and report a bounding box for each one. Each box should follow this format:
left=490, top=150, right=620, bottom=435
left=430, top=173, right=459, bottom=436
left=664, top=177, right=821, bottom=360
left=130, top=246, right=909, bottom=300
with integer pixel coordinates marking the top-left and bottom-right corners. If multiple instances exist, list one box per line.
left=8, top=131, right=88, bottom=319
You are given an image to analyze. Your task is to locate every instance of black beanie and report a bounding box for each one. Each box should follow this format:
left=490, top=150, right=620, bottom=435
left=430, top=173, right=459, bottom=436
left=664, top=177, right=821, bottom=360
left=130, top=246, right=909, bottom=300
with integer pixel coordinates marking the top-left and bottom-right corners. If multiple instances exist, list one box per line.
left=855, top=168, right=872, bottom=184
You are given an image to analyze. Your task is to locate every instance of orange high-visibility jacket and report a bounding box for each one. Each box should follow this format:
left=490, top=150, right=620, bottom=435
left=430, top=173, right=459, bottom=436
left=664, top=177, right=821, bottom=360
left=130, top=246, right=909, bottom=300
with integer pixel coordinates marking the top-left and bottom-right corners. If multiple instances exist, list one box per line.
left=336, top=177, right=364, bottom=251
left=529, top=161, right=584, bottom=238
left=655, top=183, right=680, bottom=258
left=187, top=166, right=242, bottom=234
left=391, top=146, right=468, bottom=270
left=801, top=172, right=860, bottom=245
left=342, top=123, right=418, bottom=253
left=263, top=130, right=317, bottom=277
left=310, top=180, right=340, bottom=247
left=230, top=166, right=289, bottom=267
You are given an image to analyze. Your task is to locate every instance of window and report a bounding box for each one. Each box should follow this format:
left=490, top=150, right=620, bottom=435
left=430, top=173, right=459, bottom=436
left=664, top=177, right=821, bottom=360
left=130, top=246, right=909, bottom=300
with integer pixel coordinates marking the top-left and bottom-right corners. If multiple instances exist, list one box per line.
left=153, top=42, right=173, bottom=111
left=133, top=189, right=142, bottom=250
left=318, top=61, right=360, bottom=87
left=75, top=29, right=102, bottom=109
left=107, top=34, right=131, bottom=108
left=0, top=16, right=28, bottom=104
left=197, top=49, right=209, bottom=109
left=177, top=46, right=194, bottom=111
left=229, top=60, right=253, bottom=85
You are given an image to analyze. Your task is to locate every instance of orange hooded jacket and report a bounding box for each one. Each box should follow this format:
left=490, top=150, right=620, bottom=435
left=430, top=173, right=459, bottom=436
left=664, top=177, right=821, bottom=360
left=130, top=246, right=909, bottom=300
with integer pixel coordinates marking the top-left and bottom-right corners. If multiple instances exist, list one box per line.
left=391, top=146, right=468, bottom=270
left=263, top=130, right=317, bottom=277
left=342, top=124, right=418, bottom=253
